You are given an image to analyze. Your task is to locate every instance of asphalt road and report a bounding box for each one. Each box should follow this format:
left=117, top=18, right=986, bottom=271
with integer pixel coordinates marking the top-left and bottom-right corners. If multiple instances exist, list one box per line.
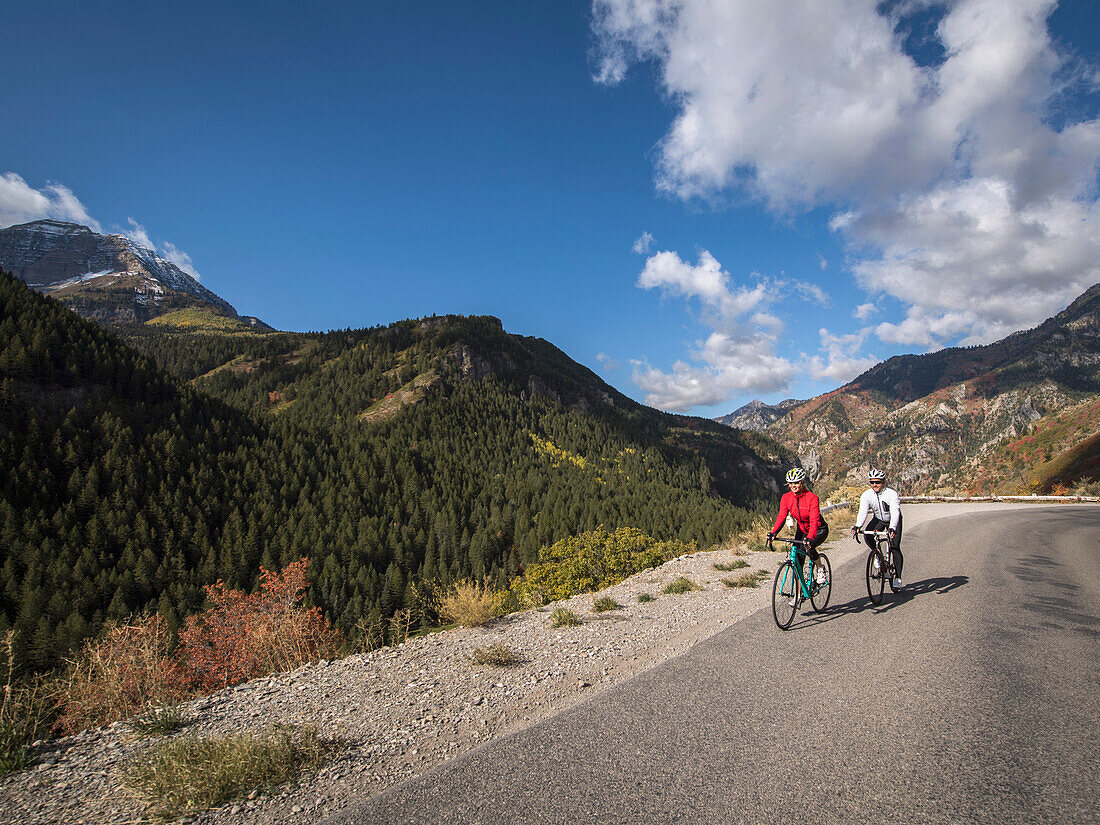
left=325, top=506, right=1100, bottom=825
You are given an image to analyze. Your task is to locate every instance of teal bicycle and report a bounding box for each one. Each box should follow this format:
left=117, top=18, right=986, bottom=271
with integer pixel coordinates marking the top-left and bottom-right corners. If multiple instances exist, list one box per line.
left=769, top=536, right=832, bottom=630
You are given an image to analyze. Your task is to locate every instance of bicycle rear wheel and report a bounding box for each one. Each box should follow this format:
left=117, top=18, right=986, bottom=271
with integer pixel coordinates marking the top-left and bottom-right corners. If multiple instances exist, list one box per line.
left=772, top=562, right=799, bottom=629
left=866, top=550, right=885, bottom=605
left=810, top=554, right=832, bottom=612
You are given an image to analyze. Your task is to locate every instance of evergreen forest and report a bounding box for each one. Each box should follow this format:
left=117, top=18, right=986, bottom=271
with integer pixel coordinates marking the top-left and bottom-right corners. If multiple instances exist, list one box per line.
left=1, top=270, right=789, bottom=672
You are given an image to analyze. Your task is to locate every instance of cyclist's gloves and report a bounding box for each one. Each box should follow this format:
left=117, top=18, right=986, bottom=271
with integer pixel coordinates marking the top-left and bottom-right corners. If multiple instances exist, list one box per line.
left=850, top=526, right=859, bottom=540
left=887, top=529, right=896, bottom=540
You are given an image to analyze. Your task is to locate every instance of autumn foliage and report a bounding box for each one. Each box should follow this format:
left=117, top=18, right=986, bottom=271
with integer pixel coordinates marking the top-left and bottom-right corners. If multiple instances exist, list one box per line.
left=178, top=559, right=339, bottom=692
left=54, top=559, right=339, bottom=734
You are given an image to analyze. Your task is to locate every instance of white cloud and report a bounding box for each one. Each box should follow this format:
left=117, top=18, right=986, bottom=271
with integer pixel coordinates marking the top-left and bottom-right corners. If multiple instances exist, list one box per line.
left=125, top=218, right=154, bottom=250
left=854, top=302, right=878, bottom=321
left=788, top=279, right=830, bottom=306
left=593, top=0, right=1100, bottom=349
left=595, top=352, right=621, bottom=371
left=809, top=327, right=879, bottom=383
left=124, top=218, right=202, bottom=281
left=632, top=231, right=655, bottom=254
left=0, top=172, right=101, bottom=231
left=160, top=241, right=202, bottom=281
left=818, top=253, right=828, bottom=270
left=847, top=176, right=1100, bottom=344
left=632, top=248, right=793, bottom=410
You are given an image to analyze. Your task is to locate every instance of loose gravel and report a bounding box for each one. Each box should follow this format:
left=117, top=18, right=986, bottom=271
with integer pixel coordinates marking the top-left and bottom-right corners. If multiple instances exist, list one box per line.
left=1, top=533, right=882, bottom=825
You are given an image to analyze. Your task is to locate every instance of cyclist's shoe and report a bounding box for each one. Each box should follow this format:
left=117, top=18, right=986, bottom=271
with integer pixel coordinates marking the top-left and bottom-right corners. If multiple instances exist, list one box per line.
left=871, top=557, right=881, bottom=574
left=815, top=564, right=828, bottom=585
left=892, top=577, right=902, bottom=589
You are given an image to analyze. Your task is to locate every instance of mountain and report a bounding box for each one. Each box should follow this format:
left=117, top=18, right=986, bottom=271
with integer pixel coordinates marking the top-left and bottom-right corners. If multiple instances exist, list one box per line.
left=714, top=398, right=805, bottom=432
left=0, top=269, right=790, bottom=671
left=717, top=282, right=1100, bottom=495
left=0, top=220, right=251, bottom=325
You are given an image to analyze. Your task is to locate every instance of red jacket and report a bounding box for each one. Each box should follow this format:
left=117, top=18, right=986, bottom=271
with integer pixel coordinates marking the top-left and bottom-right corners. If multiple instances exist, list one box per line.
left=772, top=489, right=822, bottom=540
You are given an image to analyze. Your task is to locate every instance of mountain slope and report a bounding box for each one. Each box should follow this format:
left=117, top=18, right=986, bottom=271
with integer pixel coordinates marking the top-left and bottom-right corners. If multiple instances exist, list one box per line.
left=717, top=282, right=1100, bottom=494
left=2, top=270, right=790, bottom=670
left=0, top=220, right=241, bottom=323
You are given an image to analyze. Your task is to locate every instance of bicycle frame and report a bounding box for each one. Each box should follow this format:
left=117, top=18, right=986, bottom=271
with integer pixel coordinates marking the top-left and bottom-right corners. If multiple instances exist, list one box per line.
left=857, top=529, right=894, bottom=567
left=773, top=538, right=815, bottom=598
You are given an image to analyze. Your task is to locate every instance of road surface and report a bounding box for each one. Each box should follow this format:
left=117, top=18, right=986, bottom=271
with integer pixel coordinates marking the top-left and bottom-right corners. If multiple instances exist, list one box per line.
left=325, top=505, right=1100, bottom=825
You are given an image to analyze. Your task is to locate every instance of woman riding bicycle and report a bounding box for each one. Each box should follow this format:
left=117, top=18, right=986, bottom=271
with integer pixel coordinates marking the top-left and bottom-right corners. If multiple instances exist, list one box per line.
left=768, top=468, right=829, bottom=583
left=851, top=468, right=904, bottom=589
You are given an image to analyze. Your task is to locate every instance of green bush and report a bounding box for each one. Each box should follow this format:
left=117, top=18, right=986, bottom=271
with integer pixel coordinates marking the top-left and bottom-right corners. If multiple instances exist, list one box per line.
left=637, top=593, right=655, bottom=603
left=592, top=597, right=622, bottom=613
left=511, top=527, right=694, bottom=604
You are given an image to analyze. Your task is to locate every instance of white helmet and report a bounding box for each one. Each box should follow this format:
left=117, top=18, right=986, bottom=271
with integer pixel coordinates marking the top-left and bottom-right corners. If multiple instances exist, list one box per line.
left=785, top=468, right=807, bottom=484
left=868, top=468, right=887, bottom=481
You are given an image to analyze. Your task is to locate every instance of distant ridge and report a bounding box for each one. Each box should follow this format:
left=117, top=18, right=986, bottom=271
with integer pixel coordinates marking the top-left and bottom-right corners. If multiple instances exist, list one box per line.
left=716, top=282, right=1100, bottom=494
left=714, top=398, right=804, bottom=432
left=0, top=219, right=247, bottom=324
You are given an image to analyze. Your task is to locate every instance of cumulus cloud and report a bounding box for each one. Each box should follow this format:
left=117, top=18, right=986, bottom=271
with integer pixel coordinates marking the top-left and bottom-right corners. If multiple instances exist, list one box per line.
left=0, top=172, right=101, bottom=231
left=593, top=0, right=1100, bottom=348
left=632, top=248, right=794, bottom=410
left=632, top=231, right=655, bottom=254
left=809, top=328, right=879, bottom=383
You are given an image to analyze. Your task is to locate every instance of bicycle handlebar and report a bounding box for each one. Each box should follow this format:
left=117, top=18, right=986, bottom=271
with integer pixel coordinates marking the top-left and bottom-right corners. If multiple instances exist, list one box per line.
left=767, top=536, right=811, bottom=548
left=853, top=529, right=891, bottom=540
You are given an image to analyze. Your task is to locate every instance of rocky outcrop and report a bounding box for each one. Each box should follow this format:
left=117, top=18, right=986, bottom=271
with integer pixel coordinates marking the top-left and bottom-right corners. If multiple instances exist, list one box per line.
left=0, top=220, right=238, bottom=322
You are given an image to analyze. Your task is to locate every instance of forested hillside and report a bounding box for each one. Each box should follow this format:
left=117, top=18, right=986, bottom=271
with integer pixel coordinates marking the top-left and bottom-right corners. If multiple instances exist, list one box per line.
left=1, top=271, right=789, bottom=671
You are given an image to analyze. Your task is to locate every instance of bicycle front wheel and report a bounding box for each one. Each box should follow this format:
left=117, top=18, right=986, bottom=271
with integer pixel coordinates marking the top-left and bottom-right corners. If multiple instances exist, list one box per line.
left=866, top=550, right=885, bottom=605
left=810, top=554, right=832, bottom=612
left=772, top=561, right=799, bottom=629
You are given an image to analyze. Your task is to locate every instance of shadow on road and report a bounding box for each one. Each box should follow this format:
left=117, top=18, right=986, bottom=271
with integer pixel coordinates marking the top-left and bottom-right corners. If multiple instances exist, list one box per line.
left=788, top=574, right=970, bottom=630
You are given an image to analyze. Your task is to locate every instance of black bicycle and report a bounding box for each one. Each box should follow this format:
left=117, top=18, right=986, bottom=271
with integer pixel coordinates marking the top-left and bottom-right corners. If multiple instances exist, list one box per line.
left=858, top=529, right=900, bottom=605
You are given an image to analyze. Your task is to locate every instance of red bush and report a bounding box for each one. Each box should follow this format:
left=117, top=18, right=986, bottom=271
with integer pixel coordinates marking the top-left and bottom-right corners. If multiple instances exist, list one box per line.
left=176, top=558, right=340, bottom=691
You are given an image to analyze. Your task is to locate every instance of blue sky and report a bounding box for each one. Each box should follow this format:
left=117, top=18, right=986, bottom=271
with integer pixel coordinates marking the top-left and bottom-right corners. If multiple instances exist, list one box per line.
left=3, top=1, right=1099, bottom=417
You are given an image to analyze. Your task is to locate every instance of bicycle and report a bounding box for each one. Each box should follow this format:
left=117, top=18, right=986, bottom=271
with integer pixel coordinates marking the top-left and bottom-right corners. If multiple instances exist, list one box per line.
left=857, top=529, right=900, bottom=605
left=769, top=536, right=832, bottom=630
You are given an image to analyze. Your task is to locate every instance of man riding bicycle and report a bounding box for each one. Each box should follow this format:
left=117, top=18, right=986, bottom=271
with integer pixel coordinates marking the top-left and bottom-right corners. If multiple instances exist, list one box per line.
left=851, top=468, right=904, bottom=589
left=768, top=468, right=829, bottom=584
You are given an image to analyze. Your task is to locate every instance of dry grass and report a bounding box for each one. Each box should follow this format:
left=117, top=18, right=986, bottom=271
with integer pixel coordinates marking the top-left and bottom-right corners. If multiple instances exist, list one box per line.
left=549, top=608, right=582, bottom=628
left=637, top=593, right=655, bottom=603
left=55, top=616, right=188, bottom=736
left=1, top=632, right=56, bottom=774
left=131, top=704, right=186, bottom=738
left=661, top=576, right=701, bottom=594
left=712, top=559, right=750, bottom=572
left=592, top=596, right=622, bottom=613
left=438, top=580, right=504, bottom=627
left=737, top=516, right=774, bottom=553
left=468, top=643, right=519, bottom=667
left=721, top=570, right=768, bottom=588
left=123, top=726, right=332, bottom=821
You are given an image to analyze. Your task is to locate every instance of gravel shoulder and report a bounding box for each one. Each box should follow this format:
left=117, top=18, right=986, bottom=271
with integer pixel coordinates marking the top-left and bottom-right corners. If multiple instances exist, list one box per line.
left=0, top=501, right=1068, bottom=825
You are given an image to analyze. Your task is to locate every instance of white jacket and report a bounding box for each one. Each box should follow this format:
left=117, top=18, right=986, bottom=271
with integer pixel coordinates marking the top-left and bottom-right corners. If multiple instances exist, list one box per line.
left=854, top=486, right=901, bottom=530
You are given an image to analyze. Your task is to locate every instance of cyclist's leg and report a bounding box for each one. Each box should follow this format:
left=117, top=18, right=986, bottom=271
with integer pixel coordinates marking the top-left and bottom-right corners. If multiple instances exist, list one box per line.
left=891, top=515, right=904, bottom=579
